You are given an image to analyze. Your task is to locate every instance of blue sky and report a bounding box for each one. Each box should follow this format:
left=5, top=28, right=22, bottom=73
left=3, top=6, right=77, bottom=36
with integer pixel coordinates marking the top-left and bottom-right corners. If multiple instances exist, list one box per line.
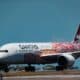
left=0, top=0, right=80, bottom=67
left=0, top=0, right=80, bottom=44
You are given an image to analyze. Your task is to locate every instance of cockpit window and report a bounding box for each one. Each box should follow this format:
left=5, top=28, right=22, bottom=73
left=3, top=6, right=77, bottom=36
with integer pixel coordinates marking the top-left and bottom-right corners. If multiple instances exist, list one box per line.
left=0, top=50, right=8, bottom=52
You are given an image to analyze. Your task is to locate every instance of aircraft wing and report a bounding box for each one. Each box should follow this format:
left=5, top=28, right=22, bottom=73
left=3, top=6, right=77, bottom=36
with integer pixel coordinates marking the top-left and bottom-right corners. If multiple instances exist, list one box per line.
left=70, top=51, right=80, bottom=59
left=40, top=51, right=80, bottom=61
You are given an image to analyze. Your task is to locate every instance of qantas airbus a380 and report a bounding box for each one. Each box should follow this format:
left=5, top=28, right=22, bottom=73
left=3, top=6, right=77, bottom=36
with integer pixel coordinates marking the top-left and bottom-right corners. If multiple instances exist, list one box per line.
left=0, top=25, right=80, bottom=72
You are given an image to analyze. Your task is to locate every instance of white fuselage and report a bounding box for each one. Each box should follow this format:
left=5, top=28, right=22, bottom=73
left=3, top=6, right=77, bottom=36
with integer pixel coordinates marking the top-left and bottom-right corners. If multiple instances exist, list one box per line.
left=0, top=42, right=80, bottom=65
left=0, top=43, right=52, bottom=64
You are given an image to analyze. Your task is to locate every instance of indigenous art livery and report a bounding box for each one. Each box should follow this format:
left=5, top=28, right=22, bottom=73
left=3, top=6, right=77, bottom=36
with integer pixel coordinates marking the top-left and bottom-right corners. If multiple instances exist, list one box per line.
left=0, top=25, right=80, bottom=72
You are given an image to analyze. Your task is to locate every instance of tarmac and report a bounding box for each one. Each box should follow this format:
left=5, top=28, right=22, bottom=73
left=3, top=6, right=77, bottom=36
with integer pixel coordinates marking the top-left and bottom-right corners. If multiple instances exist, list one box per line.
left=0, top=70, right=80, bottom=80
left=3, top=75, right=80, bottom=80
left=1, top=70, right=80, bottom=76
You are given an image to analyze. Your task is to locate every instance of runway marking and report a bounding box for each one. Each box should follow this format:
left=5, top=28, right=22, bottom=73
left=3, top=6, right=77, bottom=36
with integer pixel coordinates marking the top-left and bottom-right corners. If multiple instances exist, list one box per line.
left=3, top=75, right=80, bottom=79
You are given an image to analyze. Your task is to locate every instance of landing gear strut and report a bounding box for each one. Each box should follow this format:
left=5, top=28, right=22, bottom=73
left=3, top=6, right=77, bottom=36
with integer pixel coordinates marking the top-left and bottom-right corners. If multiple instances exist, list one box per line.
left=25, top=64, right=35, bottom=72
left=56, top=65, right=67, bottom=71
left=4, top=67, right=9, bottom=72
left=0, top=65, right=9, bottom=72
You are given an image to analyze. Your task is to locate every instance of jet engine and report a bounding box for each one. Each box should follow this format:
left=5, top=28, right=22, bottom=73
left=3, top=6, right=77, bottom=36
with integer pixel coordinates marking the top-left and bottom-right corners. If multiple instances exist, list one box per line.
left=58, top=54, right=75, bottom=66
left=56, top=54, right=75, bottom=71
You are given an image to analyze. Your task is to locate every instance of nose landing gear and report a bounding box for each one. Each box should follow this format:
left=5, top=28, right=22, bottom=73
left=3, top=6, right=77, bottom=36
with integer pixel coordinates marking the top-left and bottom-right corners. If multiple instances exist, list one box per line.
left=4, top=67, right=9, bottom=72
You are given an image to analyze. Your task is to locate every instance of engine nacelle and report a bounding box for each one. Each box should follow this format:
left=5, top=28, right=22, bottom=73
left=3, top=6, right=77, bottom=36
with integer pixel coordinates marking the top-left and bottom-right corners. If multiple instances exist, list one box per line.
left=58, top=54, right=75, bottom=67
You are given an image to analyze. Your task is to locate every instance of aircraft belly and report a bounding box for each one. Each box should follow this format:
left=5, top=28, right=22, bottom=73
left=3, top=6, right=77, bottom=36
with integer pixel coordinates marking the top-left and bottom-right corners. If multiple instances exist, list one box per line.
left=24, top=53, right=58, bottom=64
left=24, top=53, right=41, bottom=64
left=0, top=54, right=24, bottom=64
left=40, top=55, right=58, bottom=64
left=0, top=53, right=58, bottom=64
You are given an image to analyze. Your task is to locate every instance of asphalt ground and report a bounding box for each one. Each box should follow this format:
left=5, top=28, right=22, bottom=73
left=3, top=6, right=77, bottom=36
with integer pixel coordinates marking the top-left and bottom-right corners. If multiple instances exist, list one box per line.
left=0, top=70, right=80, bottom=80
left=1, top=70, right=80, bottom=77
left=2, top=75, right=80, bottom=80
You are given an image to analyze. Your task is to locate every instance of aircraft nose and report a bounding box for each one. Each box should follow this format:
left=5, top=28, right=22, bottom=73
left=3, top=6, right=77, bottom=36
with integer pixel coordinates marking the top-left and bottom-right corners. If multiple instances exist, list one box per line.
left=0, top=52, right=7, bottom=57
left=0, top=50, right=8, bottom=58
left=0, top=52, right=8, bottom=62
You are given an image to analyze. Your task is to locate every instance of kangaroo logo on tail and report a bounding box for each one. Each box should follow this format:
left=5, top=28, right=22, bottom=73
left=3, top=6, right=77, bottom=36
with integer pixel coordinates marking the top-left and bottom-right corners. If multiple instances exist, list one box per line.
left=74, top=24, right=80, bottom=43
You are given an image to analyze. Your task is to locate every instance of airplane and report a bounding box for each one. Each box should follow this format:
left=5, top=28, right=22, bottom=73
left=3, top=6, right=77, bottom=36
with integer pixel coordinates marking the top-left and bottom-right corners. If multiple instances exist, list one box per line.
left=0, top=25, right=80, bottom=72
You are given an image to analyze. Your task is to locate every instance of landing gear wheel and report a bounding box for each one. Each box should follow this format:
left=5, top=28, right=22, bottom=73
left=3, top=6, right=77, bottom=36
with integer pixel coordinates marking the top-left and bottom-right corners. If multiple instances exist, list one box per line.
left=4, top=68, right=9, bottom=72
left=25, top=66, right=35, bottom=72
left=56, top=65, right=64, bottom=71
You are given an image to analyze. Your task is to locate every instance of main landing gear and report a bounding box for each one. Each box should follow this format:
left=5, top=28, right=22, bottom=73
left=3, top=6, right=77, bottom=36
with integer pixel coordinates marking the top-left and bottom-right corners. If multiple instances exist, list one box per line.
left=25, top=64, right=35, bottom=72
left=4, top=67, right=9, bottom=72
left=56, top=65, right=67, bottom=71
left=0, top=64, right=9, bottom=72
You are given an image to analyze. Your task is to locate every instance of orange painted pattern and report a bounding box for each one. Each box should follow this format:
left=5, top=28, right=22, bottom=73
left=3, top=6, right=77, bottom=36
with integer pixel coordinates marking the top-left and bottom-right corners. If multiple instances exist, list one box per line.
left=40, top=49, right=59, bottom=56
left=52, top=42, right=80, bottom=52
left=39, top=43, right=80, bottom=57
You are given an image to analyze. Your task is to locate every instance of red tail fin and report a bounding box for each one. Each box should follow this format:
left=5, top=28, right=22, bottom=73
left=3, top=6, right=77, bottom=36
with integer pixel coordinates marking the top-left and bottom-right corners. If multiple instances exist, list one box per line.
left=74, top=24, right=80, bottom=43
